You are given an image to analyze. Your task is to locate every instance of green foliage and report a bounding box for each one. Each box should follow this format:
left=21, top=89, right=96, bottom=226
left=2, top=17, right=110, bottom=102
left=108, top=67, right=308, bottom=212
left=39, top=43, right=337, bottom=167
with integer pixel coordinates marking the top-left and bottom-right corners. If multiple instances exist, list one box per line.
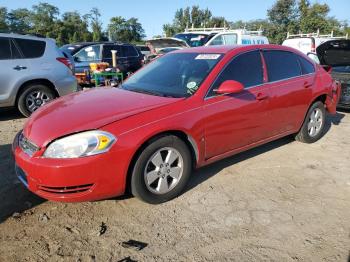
left=108, top=16, right=145, bottom=43
left=0, top=7, right=8, bottom=32
left=162, top=1, right=349, bottom=44
left=0, top=4, right=111, bottom=46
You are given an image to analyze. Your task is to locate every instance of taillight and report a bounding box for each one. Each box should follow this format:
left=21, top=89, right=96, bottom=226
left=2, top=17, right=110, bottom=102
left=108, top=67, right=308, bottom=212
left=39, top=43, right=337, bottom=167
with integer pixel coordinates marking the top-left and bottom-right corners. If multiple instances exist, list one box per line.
left=56, top=57, right=73, bottom=71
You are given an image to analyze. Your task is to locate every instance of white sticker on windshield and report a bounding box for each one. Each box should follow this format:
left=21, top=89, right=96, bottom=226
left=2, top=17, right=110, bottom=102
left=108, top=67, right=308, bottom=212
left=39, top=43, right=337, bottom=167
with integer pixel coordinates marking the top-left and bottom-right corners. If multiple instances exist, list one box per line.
left=195, top=54, right=220, bottom=60
left=187, top=81, right=197, bottom=89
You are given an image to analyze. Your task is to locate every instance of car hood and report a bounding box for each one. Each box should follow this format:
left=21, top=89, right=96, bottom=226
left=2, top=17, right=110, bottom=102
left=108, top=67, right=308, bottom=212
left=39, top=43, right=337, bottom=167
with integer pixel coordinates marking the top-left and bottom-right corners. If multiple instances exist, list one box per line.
left=316, top=39, right=350, bottom=66
left=23, top=87, right=182, bottom=147
left=146, top=38, right=189, bottom=54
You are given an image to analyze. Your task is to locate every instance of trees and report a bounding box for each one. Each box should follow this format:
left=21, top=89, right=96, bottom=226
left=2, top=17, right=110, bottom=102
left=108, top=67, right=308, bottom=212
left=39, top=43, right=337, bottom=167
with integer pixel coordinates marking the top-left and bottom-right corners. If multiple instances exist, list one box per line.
left=89, top=8, right=103, bottom=42
left=108, top=16, right=145, bottom=43
left=267, top=0, right=299, bottom=44
left=0, top=7, right=8, bottom=32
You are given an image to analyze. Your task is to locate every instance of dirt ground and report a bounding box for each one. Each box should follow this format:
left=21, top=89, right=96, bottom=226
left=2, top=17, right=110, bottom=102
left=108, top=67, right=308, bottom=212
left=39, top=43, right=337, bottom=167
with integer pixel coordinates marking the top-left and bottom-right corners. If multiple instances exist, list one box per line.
left=0, top=107, right=349, bottom=262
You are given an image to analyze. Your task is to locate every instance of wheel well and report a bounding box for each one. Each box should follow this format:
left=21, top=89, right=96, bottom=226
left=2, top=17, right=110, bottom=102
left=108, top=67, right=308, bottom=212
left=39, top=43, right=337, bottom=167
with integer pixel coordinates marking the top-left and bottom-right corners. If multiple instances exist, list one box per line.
left=16, top=79, right=59, bottom=105
left=313, top=94, right=327, bottom=105
left=125, top=131, right=198, bottom=193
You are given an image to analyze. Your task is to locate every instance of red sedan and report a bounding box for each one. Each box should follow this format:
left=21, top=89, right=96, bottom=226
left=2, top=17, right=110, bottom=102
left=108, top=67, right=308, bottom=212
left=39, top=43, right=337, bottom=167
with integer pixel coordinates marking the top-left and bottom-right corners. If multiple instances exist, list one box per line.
left=13, top=45, right=340, bottom=204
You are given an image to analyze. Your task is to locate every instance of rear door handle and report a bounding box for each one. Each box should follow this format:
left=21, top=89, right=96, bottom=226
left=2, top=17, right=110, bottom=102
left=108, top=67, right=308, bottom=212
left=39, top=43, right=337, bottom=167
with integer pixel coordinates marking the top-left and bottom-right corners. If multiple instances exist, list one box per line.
left=13, top=65, right=27, bottom=71
left=256, top=92, right=269, bottom=101
left=304, top=81, right=312, bottom=88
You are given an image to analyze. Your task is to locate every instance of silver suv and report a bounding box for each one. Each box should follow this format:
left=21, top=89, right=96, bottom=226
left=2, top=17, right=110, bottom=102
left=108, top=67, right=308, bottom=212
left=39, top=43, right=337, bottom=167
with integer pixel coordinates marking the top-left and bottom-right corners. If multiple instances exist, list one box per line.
left=0, top=33, right=77, bottom=117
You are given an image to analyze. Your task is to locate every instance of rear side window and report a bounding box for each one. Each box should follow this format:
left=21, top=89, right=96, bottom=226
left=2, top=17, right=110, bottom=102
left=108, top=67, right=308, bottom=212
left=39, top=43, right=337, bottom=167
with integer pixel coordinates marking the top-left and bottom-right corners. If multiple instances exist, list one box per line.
left=14, top=39, right=46, bottom=58
left=298, top=56, right=315, bottom=75
left=208, top=50, right=263, bottom=96
left=264, top=50, right=301, bottom=82
left=102, top=45, right=121, bottom=58
left=125, top=46, right=138, bottom=57
left=0, top=37, right=11, bottom=60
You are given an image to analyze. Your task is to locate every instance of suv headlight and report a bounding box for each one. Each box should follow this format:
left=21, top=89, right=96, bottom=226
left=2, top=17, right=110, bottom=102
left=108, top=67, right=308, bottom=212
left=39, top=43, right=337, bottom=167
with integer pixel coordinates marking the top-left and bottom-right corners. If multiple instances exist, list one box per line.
left=43, top=131, right=116, bottom=159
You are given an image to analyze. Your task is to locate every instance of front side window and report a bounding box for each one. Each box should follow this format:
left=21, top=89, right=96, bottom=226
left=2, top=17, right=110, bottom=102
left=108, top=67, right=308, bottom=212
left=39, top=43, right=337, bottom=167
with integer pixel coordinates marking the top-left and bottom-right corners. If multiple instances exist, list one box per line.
left=208, top=50, right=263, bottom=96
left=122, top=53, right=222, bottom=98
left=14, top=38, right=46, bottom=58
left=264, top=50, right=301, bottom=82
left=74, top=45, right=101, bottom=62
left=0, top=37, right=11, bottom=60
left=125, top=46, right=138, bottom=57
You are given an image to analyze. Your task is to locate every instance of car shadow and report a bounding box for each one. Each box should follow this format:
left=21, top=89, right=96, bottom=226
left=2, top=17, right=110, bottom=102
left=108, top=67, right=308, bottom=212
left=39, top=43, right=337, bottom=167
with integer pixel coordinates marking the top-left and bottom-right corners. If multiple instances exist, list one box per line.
left=0, top=143, right=45, bottom=224
left=0, top=108, right=24, bottom=121
left=185, top=111, right=345, bottom=194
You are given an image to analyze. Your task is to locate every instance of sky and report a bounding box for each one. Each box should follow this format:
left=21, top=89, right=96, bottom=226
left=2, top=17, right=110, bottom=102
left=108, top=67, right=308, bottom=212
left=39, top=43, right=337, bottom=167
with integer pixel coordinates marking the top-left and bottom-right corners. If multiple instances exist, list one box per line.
left=0, top=0, right=349, bottom=38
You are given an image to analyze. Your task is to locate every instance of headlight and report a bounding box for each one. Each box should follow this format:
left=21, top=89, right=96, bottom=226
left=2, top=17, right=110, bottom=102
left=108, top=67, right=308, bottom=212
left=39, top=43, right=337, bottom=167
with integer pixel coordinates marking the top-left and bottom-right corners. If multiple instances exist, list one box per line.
left=43, top=131, right=116, bottom=159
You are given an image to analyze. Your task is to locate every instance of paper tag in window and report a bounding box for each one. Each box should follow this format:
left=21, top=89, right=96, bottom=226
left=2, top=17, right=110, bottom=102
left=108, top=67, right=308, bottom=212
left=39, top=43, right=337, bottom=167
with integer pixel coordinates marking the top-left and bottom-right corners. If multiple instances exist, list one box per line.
left=187, top=81, right=197, bottom=89
left=195, top=54, right=220, bottom=60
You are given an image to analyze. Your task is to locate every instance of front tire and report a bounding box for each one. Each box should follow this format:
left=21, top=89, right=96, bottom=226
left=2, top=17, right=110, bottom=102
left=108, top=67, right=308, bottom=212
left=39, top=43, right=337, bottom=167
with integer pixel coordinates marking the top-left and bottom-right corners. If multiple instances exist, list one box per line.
left=131, top=135, right=192, bottom=204
left=17, top=84, right=56, bottom=117
left=295, top=101, right=326, bottom=143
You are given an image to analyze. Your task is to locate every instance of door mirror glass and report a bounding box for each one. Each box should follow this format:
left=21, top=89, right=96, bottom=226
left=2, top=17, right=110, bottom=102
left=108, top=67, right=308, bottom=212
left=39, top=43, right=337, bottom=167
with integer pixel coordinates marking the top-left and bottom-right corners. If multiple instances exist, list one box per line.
left=214, top=80, right=244, bottom=95
left=307, top=53, right=320, bottom=64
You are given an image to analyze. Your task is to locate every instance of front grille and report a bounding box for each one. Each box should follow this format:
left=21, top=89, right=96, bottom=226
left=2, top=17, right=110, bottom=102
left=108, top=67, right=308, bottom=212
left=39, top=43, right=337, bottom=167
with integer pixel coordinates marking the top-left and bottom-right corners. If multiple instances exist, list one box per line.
left=38, top=184, right=94, bottom=194
left=19, top=133, right=39, bottom=157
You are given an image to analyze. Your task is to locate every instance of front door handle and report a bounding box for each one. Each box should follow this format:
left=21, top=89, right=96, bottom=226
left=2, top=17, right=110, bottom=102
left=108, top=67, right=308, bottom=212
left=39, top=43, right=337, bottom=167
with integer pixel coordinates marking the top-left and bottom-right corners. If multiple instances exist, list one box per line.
left=256, top=92, right=269, bottom=101
left=13, top=65, right=27, bottom=71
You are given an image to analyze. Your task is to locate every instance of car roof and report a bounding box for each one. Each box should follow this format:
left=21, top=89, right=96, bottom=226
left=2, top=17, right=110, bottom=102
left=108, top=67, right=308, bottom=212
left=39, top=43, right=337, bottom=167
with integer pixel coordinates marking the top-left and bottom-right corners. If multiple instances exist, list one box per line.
left=0, top=32, right=51, bottom=41
left=174, top=44, right=297, bottom=54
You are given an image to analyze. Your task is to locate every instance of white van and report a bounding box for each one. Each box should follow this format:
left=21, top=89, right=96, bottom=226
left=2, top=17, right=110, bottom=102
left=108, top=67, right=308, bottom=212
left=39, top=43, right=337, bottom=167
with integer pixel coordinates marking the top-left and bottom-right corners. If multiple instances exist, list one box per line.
left=282, top=31, right=349, bottom=55
left=174, top=27, right=269, bottom=47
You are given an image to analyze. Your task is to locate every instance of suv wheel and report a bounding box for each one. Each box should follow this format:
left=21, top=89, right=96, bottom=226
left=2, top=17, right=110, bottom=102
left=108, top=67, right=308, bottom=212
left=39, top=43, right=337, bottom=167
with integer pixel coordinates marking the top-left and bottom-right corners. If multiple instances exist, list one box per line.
left=131, top=135, right=192, bottom=204
left=17, top=84, right=56, bottom=117
left=295, top=101, right=326, bottom=143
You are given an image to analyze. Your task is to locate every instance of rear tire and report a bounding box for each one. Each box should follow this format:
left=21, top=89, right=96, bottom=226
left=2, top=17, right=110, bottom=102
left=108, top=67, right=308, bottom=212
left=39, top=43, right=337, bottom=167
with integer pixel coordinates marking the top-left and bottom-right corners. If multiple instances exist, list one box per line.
left=295, top=101, right=326, bottom=143
left=17, top=84, right=56, bottom=117
left=131, top=135, right=192, bottom=204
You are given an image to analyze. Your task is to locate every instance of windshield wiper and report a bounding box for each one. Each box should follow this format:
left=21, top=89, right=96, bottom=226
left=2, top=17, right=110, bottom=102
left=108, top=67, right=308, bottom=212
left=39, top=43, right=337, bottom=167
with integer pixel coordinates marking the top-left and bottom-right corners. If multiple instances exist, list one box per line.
left=128, top=88, right=165, bottom=97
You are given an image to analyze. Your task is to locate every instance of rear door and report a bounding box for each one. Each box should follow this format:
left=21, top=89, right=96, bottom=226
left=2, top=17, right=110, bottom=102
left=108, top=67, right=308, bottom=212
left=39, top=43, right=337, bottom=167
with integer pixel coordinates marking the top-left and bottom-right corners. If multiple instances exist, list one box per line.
left=0, top=37, right=28, bottom=105
left=203, top=50, right=273, bottom=159
left=263, top=50, right=314, bottom=135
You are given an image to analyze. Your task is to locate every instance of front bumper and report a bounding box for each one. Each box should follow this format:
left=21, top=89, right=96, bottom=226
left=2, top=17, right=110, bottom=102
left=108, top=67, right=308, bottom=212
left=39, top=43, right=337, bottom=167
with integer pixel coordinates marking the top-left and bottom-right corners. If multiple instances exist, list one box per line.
left=12, top=133, right=128, bottom=202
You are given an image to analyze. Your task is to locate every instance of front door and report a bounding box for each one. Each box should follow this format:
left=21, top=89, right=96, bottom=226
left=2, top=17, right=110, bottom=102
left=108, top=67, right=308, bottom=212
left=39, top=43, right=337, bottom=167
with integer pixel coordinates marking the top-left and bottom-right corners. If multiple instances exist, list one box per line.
left=203, top=50, right=272, bottom=159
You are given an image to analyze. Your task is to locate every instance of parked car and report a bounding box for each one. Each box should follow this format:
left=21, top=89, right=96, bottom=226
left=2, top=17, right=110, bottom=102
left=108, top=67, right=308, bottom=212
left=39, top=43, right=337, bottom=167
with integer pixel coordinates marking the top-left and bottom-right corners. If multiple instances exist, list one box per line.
left=136, top=45, right=151, bottom=57
left=0, top=33, right=77, bottom=117
left=310, top=39, right=350, bottom=109
left=62, top=42, right=143, bottom=75
left=13, top=45, right=340, bottom=204
left=282, top=31, right=348, bottom=55
left=174, top=27, right=269, bottom=47
left=60, top=42, right=100, bottom=56
left=145, top=37, right=189, bottom=62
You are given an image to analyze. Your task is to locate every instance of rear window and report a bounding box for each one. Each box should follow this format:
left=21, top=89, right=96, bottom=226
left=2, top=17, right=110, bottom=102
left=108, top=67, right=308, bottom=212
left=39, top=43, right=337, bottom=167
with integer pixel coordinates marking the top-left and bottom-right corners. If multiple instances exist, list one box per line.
left=0, top=37, right=11, bottom=60
left=14, top=38, right=46, bottom=58
left=264, top=50, right=301, bottom=82
left=298, top=56, right=315, bottom=74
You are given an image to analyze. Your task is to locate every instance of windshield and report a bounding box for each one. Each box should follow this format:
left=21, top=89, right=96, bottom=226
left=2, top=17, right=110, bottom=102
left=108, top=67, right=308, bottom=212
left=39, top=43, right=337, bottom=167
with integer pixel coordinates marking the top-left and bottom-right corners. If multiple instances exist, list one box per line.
left=122, top=53, right=222, bottom=98
left=174, top=33, right=212, bottom=47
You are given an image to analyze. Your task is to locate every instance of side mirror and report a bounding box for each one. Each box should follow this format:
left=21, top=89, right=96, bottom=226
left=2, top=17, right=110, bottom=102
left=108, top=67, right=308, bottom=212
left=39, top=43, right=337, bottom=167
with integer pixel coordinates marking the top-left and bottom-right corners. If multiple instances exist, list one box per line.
left=214, top=80, right=244, bottom=95
left=73, top=56, right=80, bottom=63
